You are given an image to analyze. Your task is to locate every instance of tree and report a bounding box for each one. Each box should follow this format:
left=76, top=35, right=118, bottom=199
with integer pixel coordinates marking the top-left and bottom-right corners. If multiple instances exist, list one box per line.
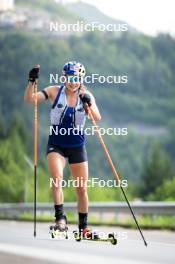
left=148, top=177, right=175, bottom=201
left=139, top=144, right=174, bottom=200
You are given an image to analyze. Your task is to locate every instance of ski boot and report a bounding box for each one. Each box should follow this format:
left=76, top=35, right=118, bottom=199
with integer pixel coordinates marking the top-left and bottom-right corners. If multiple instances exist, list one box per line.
left=49, top=215, right=68, bottom=239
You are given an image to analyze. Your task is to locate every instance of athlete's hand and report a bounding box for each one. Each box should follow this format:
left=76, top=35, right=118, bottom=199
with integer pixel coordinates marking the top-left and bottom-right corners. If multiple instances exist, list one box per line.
left=80, top=93, right=91, bottom=107
left=28, top=64, right=40, bottom=83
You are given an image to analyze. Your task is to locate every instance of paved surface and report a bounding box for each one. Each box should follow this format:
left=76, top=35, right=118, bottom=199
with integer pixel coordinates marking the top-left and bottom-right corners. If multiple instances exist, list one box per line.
left=0, top=221, right=174, bottom=264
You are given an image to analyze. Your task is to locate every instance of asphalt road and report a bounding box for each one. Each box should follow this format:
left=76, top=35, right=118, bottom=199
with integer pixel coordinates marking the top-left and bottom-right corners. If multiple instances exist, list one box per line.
left=0, top=221, right=174, bottom=264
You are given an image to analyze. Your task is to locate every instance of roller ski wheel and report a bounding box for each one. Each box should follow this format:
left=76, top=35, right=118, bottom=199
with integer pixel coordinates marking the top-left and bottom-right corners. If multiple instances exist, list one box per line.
left=108, top=233, right=117, bottom=245
left=73, top=230, right=81, bottom=242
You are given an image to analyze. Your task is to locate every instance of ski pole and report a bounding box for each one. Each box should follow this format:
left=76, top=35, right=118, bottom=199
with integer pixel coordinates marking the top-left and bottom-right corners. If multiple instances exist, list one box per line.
left=33, top=79, right=38, bottom=237
left=86, top=105, right=148, bottom=247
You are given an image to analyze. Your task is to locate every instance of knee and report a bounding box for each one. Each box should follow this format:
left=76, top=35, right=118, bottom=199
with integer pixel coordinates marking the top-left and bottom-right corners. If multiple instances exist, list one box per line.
left=50, top=175, right=63, bottom=190
left=76, top=186, right=88, bottom=197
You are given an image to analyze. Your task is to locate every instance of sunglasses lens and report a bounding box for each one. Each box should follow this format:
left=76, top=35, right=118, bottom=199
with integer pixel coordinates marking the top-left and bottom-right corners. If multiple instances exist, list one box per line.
left=67, top=76, right=80, bottom=83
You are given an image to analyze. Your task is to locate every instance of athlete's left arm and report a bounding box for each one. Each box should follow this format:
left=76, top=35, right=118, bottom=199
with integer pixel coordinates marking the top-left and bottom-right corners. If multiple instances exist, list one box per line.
left=87, top=91, right=101, bottom=122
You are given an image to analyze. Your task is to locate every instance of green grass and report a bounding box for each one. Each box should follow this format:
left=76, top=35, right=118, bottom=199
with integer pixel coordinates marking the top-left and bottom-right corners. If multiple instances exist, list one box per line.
left=1, top=213, right=175, bottom=230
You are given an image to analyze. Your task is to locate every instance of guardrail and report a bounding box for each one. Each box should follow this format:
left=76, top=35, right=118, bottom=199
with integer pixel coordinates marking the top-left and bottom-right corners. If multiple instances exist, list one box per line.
left=0, top=202, right=175, bottom=216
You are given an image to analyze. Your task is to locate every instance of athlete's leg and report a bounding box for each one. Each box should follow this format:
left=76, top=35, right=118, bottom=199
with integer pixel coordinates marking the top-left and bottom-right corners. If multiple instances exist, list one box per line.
left=47, top=152, right=66, bottom=224
left=69, top=161, right=89, bottom=230
left=69, top=161, right=88, bottom=212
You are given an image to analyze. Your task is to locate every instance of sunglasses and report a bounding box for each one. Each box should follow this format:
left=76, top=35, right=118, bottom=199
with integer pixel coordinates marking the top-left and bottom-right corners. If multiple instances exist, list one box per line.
left=66, top=76, right=80, bottom=83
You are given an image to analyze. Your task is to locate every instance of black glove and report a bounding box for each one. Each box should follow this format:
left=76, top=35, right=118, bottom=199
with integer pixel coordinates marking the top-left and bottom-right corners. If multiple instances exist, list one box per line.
left=80, top=93, right=92, bottom=107
left=28, top=65, right=40, bottom=83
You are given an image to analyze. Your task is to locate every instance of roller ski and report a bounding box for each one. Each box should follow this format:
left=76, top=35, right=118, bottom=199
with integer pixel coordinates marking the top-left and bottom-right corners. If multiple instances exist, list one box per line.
left=49, top=215, right=68, bottom=239
left=73, top=227, right=117, bottom=245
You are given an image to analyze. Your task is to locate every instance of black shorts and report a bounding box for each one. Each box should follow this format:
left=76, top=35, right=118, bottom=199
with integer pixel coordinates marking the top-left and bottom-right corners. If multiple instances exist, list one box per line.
left=46, top=144, right=88, bottom=164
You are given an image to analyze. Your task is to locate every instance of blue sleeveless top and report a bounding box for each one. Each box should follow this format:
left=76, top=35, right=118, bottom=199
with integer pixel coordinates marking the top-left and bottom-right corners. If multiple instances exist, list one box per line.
left=48, top=86, right=86, bottom=148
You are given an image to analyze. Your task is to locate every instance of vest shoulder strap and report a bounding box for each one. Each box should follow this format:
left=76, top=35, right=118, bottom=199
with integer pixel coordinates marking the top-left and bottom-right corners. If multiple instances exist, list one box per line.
left=52, top=85, right=64, bottom=109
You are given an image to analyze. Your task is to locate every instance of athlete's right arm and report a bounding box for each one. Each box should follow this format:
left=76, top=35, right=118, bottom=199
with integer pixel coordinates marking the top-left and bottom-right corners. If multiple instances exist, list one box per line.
left=24, top=82, right=49, bottom=102
left=24, top=65, right=59, bottom=103
left=24, top=81, right=60, bottom=103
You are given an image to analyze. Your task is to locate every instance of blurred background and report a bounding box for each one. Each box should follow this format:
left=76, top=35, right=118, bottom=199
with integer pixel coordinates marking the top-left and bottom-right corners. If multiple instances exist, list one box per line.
left=0, top=0, right=175, bottom=228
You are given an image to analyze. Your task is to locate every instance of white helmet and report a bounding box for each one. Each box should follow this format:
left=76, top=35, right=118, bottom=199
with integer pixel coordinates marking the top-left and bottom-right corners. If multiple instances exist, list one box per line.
left=62, top=61, right=86, bottom=77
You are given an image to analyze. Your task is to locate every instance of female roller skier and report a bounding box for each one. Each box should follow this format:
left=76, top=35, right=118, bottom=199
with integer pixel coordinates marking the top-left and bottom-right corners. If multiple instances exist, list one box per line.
left=24, top=61, right=101, bottom=237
